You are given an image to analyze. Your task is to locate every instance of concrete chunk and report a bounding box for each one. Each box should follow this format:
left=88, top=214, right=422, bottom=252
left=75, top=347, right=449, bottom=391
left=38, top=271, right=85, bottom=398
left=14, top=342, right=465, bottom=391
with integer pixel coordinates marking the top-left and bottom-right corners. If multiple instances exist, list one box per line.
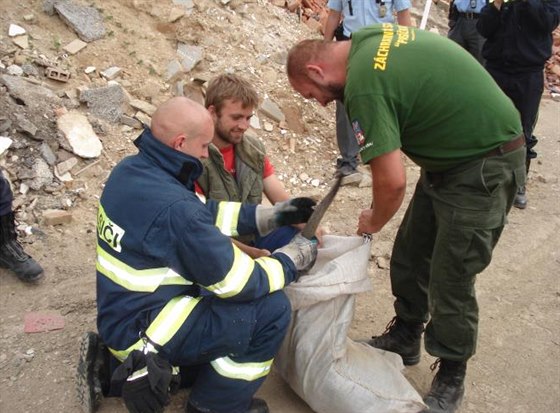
left=100, top=66, right=122, bottom=81
left=177, top=43, right=203, bottom=72
left=129, top=99, right=156, bottom=116
left=63, top=38, right=88, bottom=55
left=54, top=1, right=106, bottom=42
left=56, top=110, right=103, bottom=158
left=80, top=84, right=128, bottom=123
left=43, top=209, right=72, bottom=226
left=8, top=24, right=26, bottom=37
left=260, top=98, right=285, bottom=123
left=0, top=74, right=62, bottom=111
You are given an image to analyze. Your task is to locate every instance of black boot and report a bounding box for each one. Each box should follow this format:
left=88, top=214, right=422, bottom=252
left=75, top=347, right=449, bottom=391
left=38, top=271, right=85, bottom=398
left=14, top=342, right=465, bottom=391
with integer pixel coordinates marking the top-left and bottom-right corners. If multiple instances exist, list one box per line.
left=0, top=212, right=44, bottom=282
left=76, top=332, right=111, bottom=413
left=367, top=316, right=424, bottom=365
left=186, top=398, right=269, bottom=413
left=422, top=358, right=466, bottom=413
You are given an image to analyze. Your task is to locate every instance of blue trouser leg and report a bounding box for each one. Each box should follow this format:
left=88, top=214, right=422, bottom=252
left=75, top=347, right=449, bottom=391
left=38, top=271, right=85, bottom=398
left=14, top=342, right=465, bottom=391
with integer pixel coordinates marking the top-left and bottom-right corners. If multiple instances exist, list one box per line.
left=162, top=291, right=291, bottom=413
left=0, top=171, right=13, bottom=216
left=335, top=100, right=359, bottom=170
left=254, top=225, right=299, bottom=251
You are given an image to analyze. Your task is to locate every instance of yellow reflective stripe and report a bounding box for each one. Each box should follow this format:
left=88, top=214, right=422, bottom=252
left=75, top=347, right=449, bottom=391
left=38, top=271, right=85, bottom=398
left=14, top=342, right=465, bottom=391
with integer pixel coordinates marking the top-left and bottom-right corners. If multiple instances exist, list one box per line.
left=215, top=201, right=241, bottom=237
left=205, top=245, right=254, bottom=298
left=96, top=245, right=191, bottom=292
left=211, top=356, right=273, bottom=381
left=255, top=256, right=285, bottom=292
left=109, top=295, right=202, bottom=362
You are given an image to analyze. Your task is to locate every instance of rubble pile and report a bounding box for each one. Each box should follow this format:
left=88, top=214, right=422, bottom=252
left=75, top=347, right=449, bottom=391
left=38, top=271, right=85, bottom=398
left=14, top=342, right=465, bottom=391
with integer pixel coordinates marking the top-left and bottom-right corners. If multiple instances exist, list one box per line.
left=545, top=27, right=560, bottom=99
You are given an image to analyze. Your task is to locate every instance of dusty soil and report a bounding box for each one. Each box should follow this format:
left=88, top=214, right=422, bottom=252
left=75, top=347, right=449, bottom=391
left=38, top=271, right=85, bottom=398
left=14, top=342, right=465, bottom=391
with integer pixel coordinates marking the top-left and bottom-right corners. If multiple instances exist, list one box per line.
left=0, top=1, right=559, bottom=412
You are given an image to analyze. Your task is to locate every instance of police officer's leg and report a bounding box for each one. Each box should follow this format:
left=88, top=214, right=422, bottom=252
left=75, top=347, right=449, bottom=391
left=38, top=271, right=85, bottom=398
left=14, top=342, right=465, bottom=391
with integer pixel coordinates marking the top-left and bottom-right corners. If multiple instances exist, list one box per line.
left=335, top=100, right=360, bottom=177
left=463, top=19, right=485, bottom=65
left=448, top=17, right=467, bottom=50
left=163, top=292, right=291, bottom=413
left=422, top=149, right=524, bottom=411
left=368, top=178, right=434, bottom=365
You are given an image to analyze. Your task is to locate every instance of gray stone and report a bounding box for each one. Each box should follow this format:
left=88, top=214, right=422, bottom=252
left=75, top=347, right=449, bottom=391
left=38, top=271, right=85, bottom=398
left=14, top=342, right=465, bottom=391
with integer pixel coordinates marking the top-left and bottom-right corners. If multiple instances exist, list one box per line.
left=28, top=158, right=54, bottom=190
left=166, top=60, right=183, bottom=81
left=54, top=1, right=106, bottom=42
left=56, top=110, right=102, bottom=158
left=120, top=114, right=143, bottom=129
left=43, top=0, right=64, bottom=16
left=0, top=119, right=12, bottom=134
left=63, top=38, right=87, bottom=55
left=260, top=97, right=285, bottom=123
left=129, top=99, right=156, bottom=116
left=56, top=156, right=78, bottom=175
left=14, top=114, right=38, bottom=138
left=134, top=111, right=151, bottom=127
left=177, top=43, right=203, bottom=72
left=39, top=142, right=57, bottom=165
left=12, top=35, right=29, bottom=50
left=22, top=64, right=40, bottom=77
left=0, top=75, right=62, bottom=111
left=7, top=65, right=24, bottom=76
left=100, top=66, right=122, bottom=80
left=80, top=84, right=129, bottom=123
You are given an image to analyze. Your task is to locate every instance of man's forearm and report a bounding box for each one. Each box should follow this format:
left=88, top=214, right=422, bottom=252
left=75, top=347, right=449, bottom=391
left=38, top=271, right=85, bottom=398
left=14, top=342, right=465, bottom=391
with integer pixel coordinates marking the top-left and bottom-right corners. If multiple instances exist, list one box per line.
left=324, top=10, right=342, bottom=40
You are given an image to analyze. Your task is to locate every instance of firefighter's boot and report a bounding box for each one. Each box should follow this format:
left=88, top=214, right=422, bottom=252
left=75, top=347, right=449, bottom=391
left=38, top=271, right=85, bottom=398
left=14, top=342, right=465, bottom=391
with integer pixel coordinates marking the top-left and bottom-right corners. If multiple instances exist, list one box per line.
left=76, top=332, right=111, bottom=413
left=0, top=212, right=44, bottom=282
left=422, top=358, right=467, bottom=413
left=367, top=316, right=424, bottom=366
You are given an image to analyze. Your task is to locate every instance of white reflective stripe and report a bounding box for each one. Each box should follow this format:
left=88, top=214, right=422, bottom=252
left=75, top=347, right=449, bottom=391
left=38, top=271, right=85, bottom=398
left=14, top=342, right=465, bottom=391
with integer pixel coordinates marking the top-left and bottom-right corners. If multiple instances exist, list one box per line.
left=109, top=295, right=202, bottom=362
left=255, top=256, right=285, bottom=292
left=205, top=245, right=254, bottom=298
left=127, top=366, right=148, bottom=381
left=216, top=201, right=241, bottom=237
left=210, top=356, right=273, bottom=381
left=97, top=246, right=191, bottom=292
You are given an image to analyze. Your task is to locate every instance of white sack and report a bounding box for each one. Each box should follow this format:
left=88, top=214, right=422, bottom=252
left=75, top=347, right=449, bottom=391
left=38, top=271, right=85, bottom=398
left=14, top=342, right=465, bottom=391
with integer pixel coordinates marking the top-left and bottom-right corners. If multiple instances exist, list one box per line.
left=276, top=235, right=425, bottom=413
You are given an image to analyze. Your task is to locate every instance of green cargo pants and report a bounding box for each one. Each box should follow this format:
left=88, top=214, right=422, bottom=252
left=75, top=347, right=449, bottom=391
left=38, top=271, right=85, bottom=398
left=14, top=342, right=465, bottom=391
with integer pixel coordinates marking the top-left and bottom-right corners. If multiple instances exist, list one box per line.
left=390, top=147, right=526, bottom=361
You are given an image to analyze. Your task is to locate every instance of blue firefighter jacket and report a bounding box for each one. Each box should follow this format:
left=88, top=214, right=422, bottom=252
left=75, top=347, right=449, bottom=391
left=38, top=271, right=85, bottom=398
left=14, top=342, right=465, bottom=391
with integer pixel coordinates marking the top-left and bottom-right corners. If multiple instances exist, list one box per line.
left=96, top=128, right=297, bottom=358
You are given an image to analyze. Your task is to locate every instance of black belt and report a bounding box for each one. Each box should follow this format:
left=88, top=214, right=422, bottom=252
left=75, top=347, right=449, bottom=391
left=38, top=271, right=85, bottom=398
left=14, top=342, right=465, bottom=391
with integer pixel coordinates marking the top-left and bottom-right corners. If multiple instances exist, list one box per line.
left=484, top=135, right=525, bottom=158
left=457, top=11, right=479, bottom=19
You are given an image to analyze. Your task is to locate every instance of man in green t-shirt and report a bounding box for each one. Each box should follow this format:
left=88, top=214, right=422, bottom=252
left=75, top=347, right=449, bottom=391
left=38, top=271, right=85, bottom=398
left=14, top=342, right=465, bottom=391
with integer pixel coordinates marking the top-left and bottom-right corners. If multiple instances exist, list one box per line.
left=287, top=25, right=526, bottom=413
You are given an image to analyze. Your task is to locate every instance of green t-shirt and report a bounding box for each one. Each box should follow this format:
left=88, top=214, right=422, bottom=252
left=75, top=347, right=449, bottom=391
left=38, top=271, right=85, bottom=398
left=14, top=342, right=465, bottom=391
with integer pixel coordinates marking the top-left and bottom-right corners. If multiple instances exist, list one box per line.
left=346, top=24, right=522, bottom=172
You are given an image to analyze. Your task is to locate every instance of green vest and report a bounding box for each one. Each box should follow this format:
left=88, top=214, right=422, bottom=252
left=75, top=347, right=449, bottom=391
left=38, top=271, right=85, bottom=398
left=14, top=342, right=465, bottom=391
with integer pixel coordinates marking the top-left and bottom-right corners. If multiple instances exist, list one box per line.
left=198, top=135, right=266, bottom=205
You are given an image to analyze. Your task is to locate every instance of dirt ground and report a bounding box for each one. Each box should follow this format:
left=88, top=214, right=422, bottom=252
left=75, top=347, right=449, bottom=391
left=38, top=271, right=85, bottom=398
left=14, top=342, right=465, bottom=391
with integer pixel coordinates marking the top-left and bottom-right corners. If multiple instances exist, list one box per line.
left=1, top=1, right=559, bottom=412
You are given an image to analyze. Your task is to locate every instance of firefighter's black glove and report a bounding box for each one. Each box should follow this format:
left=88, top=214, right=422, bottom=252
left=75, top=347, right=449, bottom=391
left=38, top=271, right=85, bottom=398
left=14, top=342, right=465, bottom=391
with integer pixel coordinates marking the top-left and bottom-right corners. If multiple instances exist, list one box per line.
left=111, top=350, right=180, bottom=413
left=256, top=197, right=316, bottom=236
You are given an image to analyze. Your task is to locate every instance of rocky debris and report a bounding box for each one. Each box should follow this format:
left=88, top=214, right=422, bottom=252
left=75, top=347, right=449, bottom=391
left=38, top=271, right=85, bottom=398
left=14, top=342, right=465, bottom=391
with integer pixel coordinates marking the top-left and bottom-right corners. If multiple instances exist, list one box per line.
left=63, top=39, right=88, bottom=55
left=260, top=97, right=286, bottom=123
left=0, top=137, right=13, bottom=156
left=56, top=110, right=103, bottom=158
left=79, top=84, right=129, bottom=123
left=177, top=42, right=204, bottom=72
left=1, top=75, right=62, bottom=111
left=27, top=158, right=55, bottom=191
left=45, top=67, right=71, bottom=82
left=129, top=99, right=157, bottom=116
left=100, top=66, right=123, bottom=81
left=8, top=24, right=27, bottom=37
left=42, top=209, right=73, bottom=226
left=53, top=1, right=106, bottom=42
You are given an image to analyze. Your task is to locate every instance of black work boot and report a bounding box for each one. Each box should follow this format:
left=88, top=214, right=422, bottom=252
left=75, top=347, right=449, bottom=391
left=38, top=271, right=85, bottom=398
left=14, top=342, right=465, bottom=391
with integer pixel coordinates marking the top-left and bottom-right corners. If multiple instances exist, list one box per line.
left=367, top=316, right=424, bottom=365
left=422, top=358, right=466, bottom=413
left=76, top=332, right=111, bottom=413
left=0, top=212, right=44, bottom=282
left=186, top=398, right=269, bottom=413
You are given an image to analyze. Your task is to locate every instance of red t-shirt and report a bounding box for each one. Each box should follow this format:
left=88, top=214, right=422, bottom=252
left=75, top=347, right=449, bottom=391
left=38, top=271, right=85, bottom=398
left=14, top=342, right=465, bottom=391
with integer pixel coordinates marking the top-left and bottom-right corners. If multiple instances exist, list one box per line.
left=195, top=145, right=274, bottom=195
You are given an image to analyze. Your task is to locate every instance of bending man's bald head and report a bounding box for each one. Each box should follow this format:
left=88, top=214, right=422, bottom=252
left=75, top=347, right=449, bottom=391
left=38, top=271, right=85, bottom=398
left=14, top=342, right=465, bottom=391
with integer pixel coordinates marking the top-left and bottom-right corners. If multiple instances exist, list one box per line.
left=151, top=97, right=212, bottom=146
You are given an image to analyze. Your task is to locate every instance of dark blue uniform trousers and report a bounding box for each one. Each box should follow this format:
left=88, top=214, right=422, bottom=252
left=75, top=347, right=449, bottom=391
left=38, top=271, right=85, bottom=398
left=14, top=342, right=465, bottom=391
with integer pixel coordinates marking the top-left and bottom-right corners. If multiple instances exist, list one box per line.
left=160, top=291, right=291, bottom=413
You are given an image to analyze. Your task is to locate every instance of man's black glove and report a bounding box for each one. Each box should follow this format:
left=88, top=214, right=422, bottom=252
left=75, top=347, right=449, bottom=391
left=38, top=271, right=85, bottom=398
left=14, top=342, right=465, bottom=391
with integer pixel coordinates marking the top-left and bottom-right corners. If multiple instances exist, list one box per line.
left=111, top=350, right=180, bottom=413
left=256, top=197, right=316, bottom=236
